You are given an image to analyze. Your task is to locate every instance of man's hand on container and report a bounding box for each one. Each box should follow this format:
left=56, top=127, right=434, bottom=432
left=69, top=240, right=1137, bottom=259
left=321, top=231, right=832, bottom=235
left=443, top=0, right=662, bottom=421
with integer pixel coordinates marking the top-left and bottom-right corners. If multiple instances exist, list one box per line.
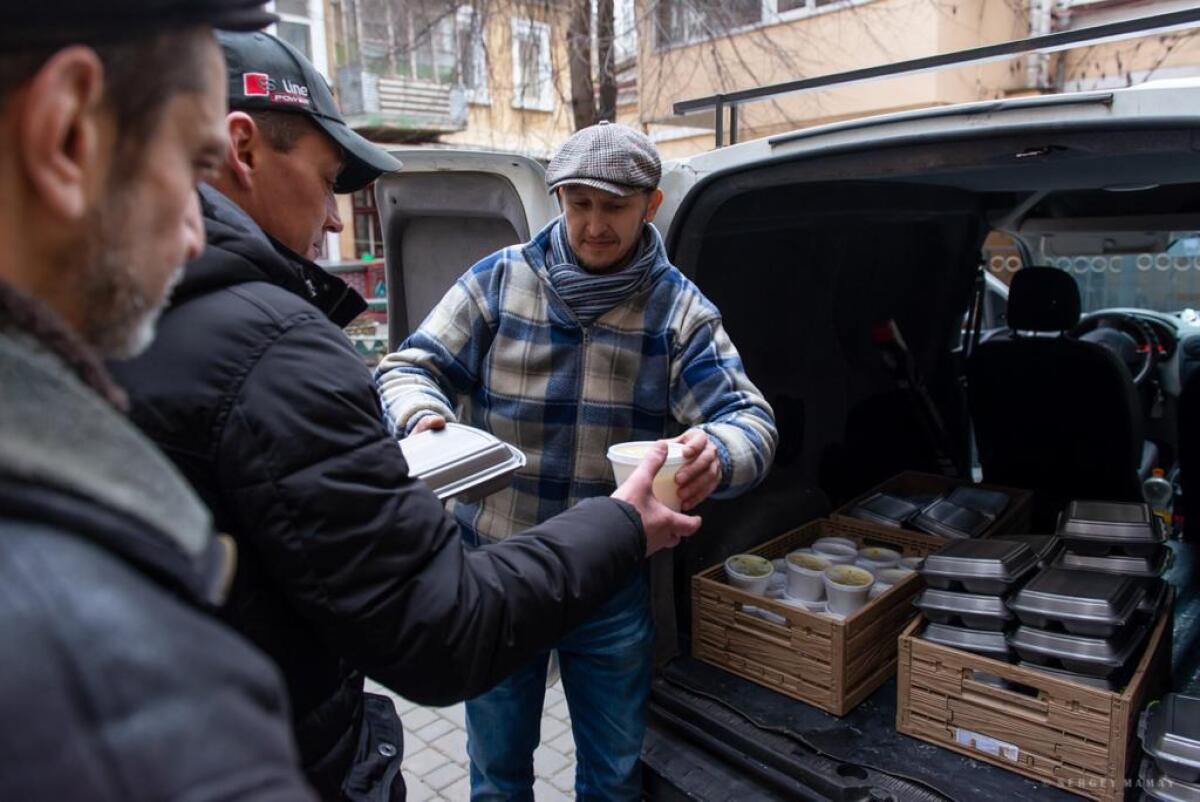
left=612, top=442, right=702, bottom=556
left=672, top=429, right=721, bottom=511
left=410, top=414, right=447, bottom=435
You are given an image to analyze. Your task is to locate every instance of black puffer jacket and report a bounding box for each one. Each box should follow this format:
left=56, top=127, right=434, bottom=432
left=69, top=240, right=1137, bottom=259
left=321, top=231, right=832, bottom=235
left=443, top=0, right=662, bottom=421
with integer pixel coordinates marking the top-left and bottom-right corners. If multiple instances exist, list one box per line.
left=0, top=304, right=313, bottom=801
left=110, top=186, right=647, bottom=801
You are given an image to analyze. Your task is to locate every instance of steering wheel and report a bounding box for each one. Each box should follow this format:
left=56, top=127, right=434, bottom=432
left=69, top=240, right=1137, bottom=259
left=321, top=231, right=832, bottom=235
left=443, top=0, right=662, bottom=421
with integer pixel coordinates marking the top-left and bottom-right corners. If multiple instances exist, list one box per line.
left=1071, top=312, right=1157, bottom=386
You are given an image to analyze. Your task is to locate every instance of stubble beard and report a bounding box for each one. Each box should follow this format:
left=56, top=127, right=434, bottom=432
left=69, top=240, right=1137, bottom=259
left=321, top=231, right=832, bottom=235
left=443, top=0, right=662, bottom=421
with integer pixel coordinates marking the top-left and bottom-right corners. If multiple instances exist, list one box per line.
left=77, top=183, right=185, bottom=359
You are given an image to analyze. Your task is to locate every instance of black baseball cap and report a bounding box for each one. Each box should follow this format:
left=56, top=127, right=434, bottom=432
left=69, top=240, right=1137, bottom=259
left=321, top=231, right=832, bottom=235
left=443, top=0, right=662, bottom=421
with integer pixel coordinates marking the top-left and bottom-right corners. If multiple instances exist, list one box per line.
left=218, top=30, right=402, bottom=193
left=0, top=1, right=276, bottom=50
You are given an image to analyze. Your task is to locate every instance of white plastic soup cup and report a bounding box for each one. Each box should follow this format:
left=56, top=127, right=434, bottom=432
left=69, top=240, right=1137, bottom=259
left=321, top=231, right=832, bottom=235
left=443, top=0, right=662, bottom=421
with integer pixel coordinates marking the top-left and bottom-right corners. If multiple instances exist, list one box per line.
left=869, top=567, right=916, bottom=600
left=785, top=551, right=831, bottom=601
left=856, top=546, right=901, bottom=572
left=813, top=536, right=856, bottom=551
left=823, top=564, right=876, bottom=615
left=812, top=541, right=858, bottom=566
left=607, top=441, right=690, bottom=512
left=724, top=554, right=774, bottom=595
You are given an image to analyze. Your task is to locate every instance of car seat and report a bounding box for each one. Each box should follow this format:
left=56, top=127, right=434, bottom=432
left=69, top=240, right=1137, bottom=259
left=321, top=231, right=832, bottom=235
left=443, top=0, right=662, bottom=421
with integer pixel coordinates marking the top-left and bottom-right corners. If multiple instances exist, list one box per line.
left=967, top=267, right=1145, bottom=525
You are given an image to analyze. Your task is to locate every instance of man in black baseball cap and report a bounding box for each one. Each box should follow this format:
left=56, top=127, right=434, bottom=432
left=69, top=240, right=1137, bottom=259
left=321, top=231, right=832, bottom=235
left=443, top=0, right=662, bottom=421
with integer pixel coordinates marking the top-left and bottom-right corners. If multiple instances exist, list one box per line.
left=220, top=30, right=402, bottom=194
left=0, top=2, right=316, bottom=800
left=111, top=30, right=701, bottom=802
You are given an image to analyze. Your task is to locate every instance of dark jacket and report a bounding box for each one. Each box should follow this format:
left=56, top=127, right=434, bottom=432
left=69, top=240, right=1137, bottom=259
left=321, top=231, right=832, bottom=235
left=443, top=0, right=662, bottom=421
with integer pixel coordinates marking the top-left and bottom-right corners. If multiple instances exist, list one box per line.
left=110, top=186, right=647, bottom=800
left=0, top=295, right=314, bottom=801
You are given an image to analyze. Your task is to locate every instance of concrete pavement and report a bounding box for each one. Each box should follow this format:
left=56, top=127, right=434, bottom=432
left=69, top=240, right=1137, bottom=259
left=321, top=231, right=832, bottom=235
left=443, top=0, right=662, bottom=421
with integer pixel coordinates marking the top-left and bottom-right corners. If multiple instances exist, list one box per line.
left=365, top=679, right=579, bottom=801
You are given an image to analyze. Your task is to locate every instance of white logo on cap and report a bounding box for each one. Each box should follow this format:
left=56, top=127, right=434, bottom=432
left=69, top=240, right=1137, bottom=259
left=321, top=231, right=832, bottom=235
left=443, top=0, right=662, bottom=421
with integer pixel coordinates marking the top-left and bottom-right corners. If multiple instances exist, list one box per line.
left=241, top=72, right=311, bottom=107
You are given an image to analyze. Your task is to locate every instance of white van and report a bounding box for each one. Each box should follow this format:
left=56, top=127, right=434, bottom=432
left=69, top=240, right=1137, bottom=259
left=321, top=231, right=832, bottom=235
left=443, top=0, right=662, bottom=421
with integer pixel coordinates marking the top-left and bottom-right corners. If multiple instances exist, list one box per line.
left=376, top=75, right=1200, bottom=800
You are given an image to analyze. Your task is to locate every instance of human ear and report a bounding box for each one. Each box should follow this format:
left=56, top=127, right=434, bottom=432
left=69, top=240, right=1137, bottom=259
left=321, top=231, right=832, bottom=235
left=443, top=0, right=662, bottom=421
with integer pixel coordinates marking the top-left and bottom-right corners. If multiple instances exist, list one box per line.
left=17, top=46, right=106, bottom=222
left=644, top=188, right=664, bottom=223
left=225, top=112, right=259, bottom=191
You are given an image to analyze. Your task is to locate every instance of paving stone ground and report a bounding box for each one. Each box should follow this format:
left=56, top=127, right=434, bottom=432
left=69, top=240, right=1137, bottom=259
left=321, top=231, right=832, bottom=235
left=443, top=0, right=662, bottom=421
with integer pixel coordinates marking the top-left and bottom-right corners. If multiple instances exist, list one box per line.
left=365, top=679, right=578, bottom=801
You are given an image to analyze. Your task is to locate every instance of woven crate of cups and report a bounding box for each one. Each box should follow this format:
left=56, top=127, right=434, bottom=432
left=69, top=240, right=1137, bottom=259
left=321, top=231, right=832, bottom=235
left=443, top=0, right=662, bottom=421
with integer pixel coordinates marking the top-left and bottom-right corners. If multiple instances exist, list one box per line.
left=691, top=517, right=942, bottom=716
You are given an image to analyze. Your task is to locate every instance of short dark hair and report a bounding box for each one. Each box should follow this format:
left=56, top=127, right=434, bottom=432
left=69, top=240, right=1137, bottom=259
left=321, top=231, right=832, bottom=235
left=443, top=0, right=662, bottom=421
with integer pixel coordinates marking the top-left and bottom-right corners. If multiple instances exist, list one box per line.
left=247, top=110, right=318, bottom=153
left=0, top=28, right=212, bottom=161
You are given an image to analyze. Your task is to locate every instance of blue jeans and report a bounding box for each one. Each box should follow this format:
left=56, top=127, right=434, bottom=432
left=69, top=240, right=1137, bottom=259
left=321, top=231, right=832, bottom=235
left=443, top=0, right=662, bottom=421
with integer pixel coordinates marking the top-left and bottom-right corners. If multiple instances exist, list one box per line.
left=465, top=572, right=654, bottom=801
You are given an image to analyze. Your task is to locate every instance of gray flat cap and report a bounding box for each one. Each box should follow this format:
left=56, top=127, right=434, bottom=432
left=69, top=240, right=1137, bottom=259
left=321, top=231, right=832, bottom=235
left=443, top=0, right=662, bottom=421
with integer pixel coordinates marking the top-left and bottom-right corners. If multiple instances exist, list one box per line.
left=546, top=121, right=661, bottom=197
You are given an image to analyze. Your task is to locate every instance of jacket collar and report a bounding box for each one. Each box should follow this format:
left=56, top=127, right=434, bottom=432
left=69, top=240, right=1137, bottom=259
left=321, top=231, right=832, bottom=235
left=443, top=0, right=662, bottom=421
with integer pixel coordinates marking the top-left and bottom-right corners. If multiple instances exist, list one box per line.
left=0, top=324, right=229, bottom=605
left=174, top=185, right=366, bottom=327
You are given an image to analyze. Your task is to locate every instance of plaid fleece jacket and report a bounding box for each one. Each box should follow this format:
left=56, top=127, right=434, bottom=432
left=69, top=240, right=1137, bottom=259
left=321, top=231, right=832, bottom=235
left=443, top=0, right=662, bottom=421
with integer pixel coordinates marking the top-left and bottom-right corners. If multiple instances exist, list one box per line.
left=375, top=219, right=777, bottom=542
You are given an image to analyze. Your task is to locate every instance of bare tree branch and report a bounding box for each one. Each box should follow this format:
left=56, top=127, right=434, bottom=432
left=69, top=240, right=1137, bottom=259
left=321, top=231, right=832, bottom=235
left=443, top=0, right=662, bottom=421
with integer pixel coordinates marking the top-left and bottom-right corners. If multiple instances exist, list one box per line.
left=597, top=0, right=618, bottom=121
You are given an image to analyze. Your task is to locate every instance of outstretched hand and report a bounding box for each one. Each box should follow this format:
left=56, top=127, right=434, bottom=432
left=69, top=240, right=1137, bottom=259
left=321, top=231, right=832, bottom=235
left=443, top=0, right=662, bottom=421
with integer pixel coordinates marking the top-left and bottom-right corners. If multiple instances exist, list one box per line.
left=612, top=442, right=702, bottom=556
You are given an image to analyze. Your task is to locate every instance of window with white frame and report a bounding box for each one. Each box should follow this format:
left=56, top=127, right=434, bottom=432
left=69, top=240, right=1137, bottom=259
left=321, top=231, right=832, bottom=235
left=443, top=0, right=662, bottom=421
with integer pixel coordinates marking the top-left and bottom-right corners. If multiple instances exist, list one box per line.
left=358, top=0, right=393, bottom=76
left=656, top=0, right=759, bottom=46
left=357, top=2, right=458, bottom=84
left=456, top=6, right=489, bottom=103
left=511, top=18, right=553, bottom=112
left=656, top=0, right=857, bottom=48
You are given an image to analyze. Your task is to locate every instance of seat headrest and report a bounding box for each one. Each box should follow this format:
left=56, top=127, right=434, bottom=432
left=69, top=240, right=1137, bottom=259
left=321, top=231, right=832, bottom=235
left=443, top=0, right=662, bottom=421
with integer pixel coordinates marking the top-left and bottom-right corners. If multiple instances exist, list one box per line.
left=1007, top=267, right=1081, bottom=332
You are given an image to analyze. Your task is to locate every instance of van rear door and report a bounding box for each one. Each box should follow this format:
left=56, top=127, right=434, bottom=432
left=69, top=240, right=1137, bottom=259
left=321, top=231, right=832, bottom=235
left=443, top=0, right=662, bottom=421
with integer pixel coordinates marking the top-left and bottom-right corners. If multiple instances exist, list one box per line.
left=374, top=150, right=556, bottom=349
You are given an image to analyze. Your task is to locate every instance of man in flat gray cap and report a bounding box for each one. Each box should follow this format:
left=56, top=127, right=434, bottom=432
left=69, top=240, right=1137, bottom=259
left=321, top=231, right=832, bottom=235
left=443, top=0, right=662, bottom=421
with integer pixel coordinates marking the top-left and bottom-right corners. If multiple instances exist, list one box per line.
left=377, top=121, right=778, bottom=800
left=0, top=1, right=316, bottom=800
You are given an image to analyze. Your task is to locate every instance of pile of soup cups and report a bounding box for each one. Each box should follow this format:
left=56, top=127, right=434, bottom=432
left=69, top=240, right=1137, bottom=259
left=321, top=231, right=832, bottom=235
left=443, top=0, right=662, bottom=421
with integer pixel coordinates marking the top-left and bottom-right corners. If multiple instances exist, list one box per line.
left=724, top=538, right=922, bottom=617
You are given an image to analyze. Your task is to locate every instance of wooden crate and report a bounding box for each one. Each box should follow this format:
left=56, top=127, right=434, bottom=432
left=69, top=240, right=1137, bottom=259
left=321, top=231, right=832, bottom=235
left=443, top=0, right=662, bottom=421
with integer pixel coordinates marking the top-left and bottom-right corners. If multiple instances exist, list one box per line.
left=832, top=471, right=1034, bottom=540
left=691, top=518, right=944, bottom=716
left=896, top=600, right=1173, bottom=802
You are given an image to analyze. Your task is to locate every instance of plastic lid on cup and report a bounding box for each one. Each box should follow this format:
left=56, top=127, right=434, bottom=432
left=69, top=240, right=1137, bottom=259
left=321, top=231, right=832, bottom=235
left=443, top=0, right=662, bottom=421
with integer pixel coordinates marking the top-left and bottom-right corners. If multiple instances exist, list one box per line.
left=606, top=441, right=688, bottom=466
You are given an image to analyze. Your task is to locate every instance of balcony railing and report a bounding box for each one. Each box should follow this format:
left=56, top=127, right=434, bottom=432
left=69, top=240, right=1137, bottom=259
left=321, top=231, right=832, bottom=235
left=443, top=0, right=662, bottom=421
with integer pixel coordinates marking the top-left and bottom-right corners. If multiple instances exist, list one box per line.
left=337, top=67, right=468, bottom=140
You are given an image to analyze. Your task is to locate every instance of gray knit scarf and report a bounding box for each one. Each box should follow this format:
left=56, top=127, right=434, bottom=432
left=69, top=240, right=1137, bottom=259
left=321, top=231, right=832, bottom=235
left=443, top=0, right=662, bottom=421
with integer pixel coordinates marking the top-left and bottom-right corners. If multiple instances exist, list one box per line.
left=546, top=219, right=657, bottom=326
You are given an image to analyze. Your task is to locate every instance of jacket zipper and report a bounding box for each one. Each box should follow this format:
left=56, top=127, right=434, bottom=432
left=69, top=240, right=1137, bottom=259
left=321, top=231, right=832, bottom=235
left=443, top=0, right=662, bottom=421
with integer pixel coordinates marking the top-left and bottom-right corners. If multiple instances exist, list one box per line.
left=534, top=268, right=590, bottom=511
left=533, top=254, right=665, bottom=510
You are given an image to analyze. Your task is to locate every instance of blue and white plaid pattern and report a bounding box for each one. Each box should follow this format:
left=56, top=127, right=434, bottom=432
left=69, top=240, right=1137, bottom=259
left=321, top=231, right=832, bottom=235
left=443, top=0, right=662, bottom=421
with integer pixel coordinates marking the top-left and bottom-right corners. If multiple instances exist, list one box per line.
left=375, top=218, right=778, bottom=542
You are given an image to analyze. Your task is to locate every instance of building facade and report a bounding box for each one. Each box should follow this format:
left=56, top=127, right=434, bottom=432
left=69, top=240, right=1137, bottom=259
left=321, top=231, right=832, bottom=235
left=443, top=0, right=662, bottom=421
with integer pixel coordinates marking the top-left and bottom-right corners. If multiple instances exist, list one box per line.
left=319, top=0, right=1200, bottom=352
left=639, top=0, right=1200, bottom=159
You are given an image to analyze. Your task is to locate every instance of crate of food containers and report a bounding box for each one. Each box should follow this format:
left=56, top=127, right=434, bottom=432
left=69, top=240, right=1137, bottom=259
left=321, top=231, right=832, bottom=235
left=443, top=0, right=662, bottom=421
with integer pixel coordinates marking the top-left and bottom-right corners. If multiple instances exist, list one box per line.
left=833, top=471, right=1033, bottom=541
left=691, top=517, right=941, bottom=716
left=896, top=590, right=1173, bottom=802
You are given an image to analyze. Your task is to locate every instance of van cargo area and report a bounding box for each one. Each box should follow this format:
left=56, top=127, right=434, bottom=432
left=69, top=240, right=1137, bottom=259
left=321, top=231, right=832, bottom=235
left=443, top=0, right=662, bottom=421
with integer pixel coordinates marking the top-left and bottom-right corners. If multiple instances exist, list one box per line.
left=375, top=79, right=1200, bottom=798
left=645, top=124, right=1200, bottom=800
